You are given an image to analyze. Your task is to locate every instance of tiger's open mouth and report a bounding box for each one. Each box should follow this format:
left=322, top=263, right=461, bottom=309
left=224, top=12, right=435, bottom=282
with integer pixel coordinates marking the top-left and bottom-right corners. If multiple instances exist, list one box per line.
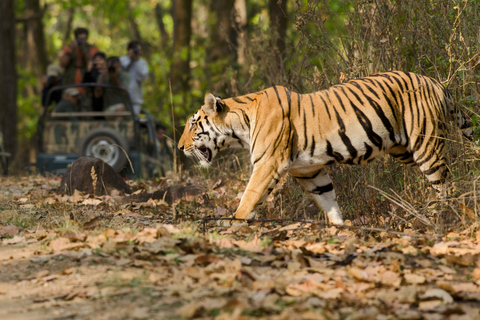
left=198, top=146, right=212, bottom=162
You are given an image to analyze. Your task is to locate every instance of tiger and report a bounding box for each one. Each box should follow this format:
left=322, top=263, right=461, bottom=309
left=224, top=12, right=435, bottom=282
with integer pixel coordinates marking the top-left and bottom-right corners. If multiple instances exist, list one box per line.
left=178, top=71, right=470, bottom=225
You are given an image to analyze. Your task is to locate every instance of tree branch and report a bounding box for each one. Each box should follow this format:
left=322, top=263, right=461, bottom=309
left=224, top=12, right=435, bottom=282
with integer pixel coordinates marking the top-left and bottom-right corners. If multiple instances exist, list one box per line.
left=16, top=3, right=47, bottom=23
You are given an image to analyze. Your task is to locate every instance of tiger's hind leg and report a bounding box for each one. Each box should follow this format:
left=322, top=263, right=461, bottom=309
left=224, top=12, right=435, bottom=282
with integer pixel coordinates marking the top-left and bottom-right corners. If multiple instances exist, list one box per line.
left=390, top=143, right=450, bottom=196
left=389, top=145, right=417, bottom=168
left=412, top=140, right=450, bottom=197
left=293, top=169, right=344, bottom=225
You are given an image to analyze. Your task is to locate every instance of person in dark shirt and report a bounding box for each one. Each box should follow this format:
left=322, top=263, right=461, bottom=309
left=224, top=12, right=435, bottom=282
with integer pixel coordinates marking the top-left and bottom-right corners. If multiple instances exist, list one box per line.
left=82, top=52, right=107, bottom=112
left=82, top=51, right=107, bottom=83
left=94, top=56, right=130, bottom=112
left=41, top=64, right=63, bottom=107
left=54, top=88, right=80, bottom=121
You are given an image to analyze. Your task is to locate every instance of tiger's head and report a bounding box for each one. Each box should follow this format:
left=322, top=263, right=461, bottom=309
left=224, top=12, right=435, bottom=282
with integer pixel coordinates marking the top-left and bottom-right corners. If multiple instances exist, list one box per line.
left=178, top=93, right=236, bottom=167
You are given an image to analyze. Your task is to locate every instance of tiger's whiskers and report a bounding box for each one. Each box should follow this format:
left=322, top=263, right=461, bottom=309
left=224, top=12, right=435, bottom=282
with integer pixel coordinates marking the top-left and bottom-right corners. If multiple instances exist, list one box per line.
left=186, top=146, right=211, bottom=166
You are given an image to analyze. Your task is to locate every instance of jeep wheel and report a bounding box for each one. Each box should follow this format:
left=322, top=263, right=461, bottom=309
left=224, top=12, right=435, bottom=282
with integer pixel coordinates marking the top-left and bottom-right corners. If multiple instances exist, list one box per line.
left=79, top=128, right=129, bottom=171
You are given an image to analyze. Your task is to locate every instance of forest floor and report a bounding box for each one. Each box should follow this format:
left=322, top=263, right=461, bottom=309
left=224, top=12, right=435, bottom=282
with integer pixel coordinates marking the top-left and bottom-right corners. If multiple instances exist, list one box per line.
left=1, top=175, right=480, bottom=320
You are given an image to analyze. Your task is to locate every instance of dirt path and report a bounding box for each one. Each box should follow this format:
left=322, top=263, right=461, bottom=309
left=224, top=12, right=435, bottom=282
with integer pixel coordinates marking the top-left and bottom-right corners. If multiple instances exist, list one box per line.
left=1, top=222, right=480, bottom=319
left=1, top=176, right=480, bottom=319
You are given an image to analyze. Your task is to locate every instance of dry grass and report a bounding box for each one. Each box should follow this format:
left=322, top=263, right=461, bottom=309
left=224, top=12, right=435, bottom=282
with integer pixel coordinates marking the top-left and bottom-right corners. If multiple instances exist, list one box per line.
left=205, top=0, right=480, bottom=235
left=188, top=129, right=480, bottom=236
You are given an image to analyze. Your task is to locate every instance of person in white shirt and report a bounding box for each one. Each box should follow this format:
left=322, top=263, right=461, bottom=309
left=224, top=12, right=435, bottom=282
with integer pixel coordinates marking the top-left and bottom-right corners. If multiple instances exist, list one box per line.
left=119, top=41, right=149, bottom=115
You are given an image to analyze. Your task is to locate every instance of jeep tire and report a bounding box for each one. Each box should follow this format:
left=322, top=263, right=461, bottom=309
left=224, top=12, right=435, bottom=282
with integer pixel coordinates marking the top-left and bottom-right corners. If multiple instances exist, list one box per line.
left=79, top=128, right=129, bottom=172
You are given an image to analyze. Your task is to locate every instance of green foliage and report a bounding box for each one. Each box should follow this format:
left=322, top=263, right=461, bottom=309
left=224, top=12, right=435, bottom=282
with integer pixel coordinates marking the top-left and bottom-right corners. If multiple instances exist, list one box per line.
left=13, top=0, right=480, bottom=175
left=17, top=67, right=41, bottom=141
left=6, top=212, right=36, bottom=229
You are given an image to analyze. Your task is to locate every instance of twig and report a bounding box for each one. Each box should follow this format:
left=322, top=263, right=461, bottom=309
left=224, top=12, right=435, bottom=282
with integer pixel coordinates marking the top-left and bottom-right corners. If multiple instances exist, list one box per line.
left=169, top=79, right=177, bottom=174
left=443, top=51, right=480, bottom=87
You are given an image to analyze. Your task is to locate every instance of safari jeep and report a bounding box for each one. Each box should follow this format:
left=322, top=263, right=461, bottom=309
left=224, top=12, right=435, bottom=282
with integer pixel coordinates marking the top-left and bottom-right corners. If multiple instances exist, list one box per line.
left=36, top=83, right=165, bottom=179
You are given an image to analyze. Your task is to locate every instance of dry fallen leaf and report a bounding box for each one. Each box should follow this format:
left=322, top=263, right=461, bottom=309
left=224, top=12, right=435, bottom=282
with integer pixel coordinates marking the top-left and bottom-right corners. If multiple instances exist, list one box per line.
left=178, top=301, right=201, bottom=318
left=451, top=282, right=480, bottom=293
left=304, top=242, right=326, bottom=254
left=419, top=288, right=454, bottom=304
left=459, top=203, right=476, bottom=219
left=133, top=228, right=158, bottom=243
left=0, top=225, right=19, bottom=238
left=286, top=279, right=326, bottom=297
left=348, top=267, right=369, bottom=282
left=3, top=235, right=26, bottom=245
left=446, top=251, right=479, bottom=266
left=194, top=254, right=222, bottom=267
left=474, top=268, right=480, bottom=280
left=418, top=300, right=443, bottom=311
left=379, top=270, right=402, bottom=287
left=83, top=216, right=101, bottom=229
left=214, top=206, right=227, bottom=216
left=232, top=238, right=265, bottom=253
left=81, top=198, right=102, bottom=206
left=279, top=223, right=301, bottom=231
left=316, top=287, right=343, bottom=300
left=43, top=197, right=57, bottom=204
left=404, top=273, right=426, bottom=285
left=50, top=237, right=86, bottom=252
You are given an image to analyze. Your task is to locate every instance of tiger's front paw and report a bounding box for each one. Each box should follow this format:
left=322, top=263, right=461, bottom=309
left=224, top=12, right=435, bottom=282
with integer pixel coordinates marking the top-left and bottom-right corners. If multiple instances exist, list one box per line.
left=327, top=212, right=344, bottom=226
left=217, top=219, right=247, bottom=229
left=331, top=218, right=344, bottom=226
left=217, top=211, right=257, bottom=228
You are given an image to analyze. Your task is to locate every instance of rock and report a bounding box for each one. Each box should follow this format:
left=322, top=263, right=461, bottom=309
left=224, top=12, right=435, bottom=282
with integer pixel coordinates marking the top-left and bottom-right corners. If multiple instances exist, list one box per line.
left=57, top=157, right=132, bottom=196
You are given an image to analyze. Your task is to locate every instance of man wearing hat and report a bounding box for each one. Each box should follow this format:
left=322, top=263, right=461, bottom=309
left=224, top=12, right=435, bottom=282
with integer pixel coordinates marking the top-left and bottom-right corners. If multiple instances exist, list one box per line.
left=42, top=64, right=63, bottom=107
left=55, top=88, right=80, bottom=117
left=53, top=87, right=80, bottom=146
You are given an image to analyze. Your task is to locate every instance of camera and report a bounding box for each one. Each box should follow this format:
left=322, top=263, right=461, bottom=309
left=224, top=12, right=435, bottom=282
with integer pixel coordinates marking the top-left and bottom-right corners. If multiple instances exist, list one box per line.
left=76, top=38, right=84, bottom=46
left=133, top=47, right=140, bottom=56
left=108, top=65, right=116, bottom=74
left=47, top=76, right=56, bottom=86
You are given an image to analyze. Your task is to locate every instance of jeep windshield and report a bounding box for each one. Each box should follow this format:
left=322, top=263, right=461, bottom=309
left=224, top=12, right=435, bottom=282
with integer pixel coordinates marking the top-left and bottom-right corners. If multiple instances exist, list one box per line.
left=42, top=83, right=134, bottom=119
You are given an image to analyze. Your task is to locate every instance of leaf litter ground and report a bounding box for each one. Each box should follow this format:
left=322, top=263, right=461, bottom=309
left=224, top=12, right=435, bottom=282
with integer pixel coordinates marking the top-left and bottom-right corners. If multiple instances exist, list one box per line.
left=1, top=176, right=480, bottom=320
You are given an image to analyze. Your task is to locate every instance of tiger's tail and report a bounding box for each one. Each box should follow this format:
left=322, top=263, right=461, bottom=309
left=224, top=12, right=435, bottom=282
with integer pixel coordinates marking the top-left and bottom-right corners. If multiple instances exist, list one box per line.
left=445, top=89, right=474, bottom=140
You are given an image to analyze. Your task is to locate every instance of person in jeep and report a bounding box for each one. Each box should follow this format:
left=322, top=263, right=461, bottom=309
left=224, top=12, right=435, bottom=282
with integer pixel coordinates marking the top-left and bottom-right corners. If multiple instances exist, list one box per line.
left=41, top=64, right=63, bottom=107
left=94, top=56, right=130, bottom=113
left=54, top=88, right=80, bottom=121
left=120, top=41, right=149, bottom=116
left=82, top=51, right=107, bottom=112
left=59, top=27, right=99, bottom=88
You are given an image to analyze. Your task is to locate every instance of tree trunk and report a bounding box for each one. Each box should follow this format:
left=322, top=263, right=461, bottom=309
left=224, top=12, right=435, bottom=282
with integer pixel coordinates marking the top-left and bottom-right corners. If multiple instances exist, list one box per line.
left=62, top=7, right=74, bottom=47
left=207, top=0, right=236, bottom=63
left=0, top=0, right=18, bottom=159
left=171, top=0, right=192, bottom=95
left=269, top=0, right=288, bottom=62
left=126, top=1, right=152, bottom=61
left=155, top=3, right=170, bottom=50
left=234, top=0, right=248, bottom=66
left=25, top=0, right=48, bottom=93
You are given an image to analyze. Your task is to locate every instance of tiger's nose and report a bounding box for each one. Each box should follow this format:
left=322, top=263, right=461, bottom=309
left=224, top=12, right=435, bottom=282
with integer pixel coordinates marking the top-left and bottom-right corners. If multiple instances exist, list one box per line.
left=178, top=145, right=184, bottom=151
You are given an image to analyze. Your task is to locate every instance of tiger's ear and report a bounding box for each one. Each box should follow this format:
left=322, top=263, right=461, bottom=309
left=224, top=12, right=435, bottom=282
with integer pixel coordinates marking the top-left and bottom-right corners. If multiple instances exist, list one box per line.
left=202, top=93, right=225, bottom=115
